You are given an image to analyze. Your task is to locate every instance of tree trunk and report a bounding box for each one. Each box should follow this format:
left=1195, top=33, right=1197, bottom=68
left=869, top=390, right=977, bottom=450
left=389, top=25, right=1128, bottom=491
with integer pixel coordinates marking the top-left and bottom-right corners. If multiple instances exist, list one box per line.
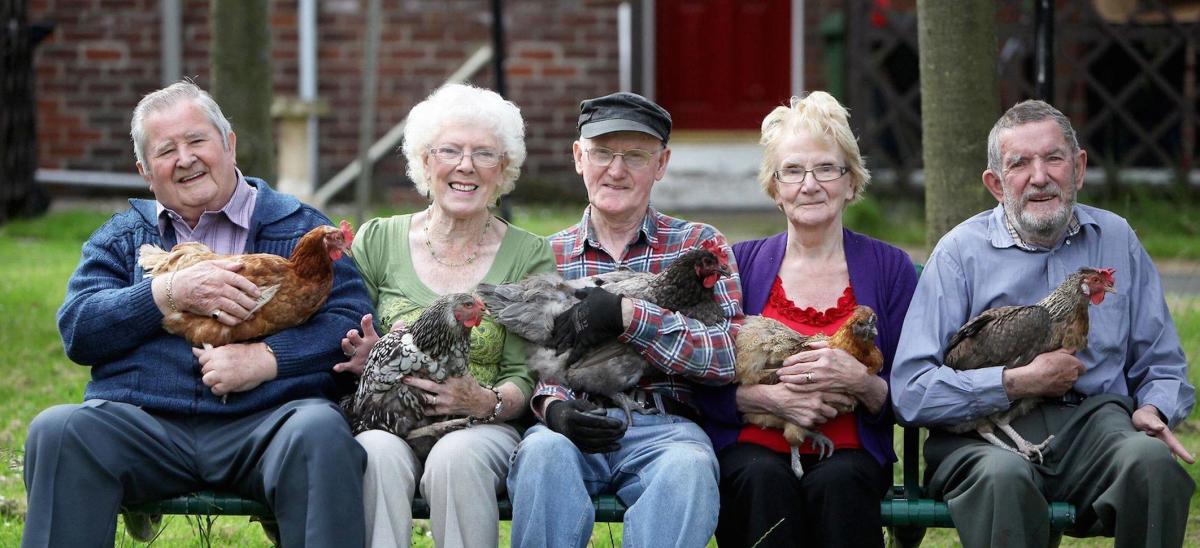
left=1, top=0, right=50, bottom=224
left=210, top=0, right=275, bottom=185
left=917, top=0, right=999, bottom=248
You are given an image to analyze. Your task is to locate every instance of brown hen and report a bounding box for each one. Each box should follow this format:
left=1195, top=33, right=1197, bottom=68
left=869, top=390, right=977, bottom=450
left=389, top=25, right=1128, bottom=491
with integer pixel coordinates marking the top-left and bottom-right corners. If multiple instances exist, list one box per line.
left=734, top=305, right=882, bottom=477
left=137, top=220, right=354, bottom=347
left=943, top=266, right=1115, bottom=462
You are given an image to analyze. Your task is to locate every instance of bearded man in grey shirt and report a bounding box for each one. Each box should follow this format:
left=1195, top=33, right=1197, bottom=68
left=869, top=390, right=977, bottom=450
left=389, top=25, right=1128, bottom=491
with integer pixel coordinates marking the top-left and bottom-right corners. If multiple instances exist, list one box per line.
left=891, top=99, right=1194, bottom=548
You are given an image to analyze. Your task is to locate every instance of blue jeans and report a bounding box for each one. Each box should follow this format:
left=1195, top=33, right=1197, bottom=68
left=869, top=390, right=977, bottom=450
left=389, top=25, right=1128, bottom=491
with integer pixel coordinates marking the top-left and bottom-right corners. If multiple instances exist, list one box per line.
left=507, top=409, right=719, bottom=548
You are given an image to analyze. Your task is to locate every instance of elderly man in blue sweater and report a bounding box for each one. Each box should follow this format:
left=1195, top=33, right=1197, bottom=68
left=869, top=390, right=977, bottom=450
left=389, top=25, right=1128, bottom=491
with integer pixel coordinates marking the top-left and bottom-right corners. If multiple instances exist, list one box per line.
left=22, top=81, right=372, bottom=547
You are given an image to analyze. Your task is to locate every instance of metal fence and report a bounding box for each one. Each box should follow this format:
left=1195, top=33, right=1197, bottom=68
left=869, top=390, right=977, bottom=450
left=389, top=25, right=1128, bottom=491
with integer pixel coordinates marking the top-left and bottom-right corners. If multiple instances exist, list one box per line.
left=843, top=0, right=1199, bottom=190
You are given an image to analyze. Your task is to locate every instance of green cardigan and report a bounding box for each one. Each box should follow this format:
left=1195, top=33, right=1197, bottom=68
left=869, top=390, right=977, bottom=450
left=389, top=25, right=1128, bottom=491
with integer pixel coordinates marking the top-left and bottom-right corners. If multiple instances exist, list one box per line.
left=350, top=214, right=555, bottom=401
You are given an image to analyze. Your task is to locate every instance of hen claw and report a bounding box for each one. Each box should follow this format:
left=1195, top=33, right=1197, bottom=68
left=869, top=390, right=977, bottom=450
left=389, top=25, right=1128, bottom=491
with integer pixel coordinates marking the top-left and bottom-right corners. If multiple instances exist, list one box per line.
left=807, top=432, right=835, bottom=459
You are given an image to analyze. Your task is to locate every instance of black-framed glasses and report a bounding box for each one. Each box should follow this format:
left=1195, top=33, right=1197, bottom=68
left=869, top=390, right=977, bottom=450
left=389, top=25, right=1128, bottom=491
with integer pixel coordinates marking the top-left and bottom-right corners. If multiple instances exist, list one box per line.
left=428, top=146, right=503, bottom=168
left=585, top=147, right=657, bottom=170
left=774, top=165, right=848, bottom=184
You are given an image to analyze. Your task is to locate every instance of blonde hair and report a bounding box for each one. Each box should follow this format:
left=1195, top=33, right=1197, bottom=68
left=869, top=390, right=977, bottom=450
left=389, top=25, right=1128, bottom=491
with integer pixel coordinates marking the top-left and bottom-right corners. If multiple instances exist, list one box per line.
left=402, top=83, right=526, bottom=204
left=758, top=91, right=869, bottom=204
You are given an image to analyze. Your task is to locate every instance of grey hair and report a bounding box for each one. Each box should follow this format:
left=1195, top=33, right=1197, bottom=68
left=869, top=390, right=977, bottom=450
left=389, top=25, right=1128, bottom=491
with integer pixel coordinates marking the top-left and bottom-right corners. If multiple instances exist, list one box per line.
left=987, top=99, right=1080, bottom=177
left=758, top=91, right=870, bottom=204
left=130, top=80, right=233, bottom=167
left=402, top=83, right=526, bottom=203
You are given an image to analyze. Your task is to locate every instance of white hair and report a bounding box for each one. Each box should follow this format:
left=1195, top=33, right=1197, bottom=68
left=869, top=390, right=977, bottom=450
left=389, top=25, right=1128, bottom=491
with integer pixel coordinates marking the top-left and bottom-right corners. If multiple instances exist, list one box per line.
left=402, top=83, right=526, bottom=202
left=130, top=80, right=232, bottom=167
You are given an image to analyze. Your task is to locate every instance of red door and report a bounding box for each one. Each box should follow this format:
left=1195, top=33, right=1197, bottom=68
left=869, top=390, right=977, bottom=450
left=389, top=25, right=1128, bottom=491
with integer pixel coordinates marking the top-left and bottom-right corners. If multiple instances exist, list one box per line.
left=655, top=0, right=791, bottom=131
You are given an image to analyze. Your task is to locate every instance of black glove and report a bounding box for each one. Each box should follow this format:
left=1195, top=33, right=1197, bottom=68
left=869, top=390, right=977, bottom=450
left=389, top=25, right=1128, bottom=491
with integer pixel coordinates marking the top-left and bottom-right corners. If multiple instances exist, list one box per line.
left=551, top=286, right=624, bottom=365
left=544, top=399, right=627, bottom=453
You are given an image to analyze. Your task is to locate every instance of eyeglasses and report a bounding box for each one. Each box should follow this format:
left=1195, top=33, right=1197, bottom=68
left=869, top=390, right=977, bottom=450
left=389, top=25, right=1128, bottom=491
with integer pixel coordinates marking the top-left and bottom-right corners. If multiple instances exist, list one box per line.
left=428, top=146, right=503, bottom=169
left=774, top=165, right=848, bottom=184
left=585, top=147, right=658, bottom=170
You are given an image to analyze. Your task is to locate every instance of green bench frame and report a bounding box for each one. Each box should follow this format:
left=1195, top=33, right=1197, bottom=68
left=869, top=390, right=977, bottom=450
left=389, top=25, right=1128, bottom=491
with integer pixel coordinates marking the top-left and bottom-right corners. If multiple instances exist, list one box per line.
left=121, top=425, right=1076, bottom=547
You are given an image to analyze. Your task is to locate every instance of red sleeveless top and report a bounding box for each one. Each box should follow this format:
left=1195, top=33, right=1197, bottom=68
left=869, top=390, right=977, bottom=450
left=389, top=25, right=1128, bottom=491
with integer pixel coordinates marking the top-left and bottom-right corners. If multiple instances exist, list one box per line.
left=736, top=277, right=863, bottom=454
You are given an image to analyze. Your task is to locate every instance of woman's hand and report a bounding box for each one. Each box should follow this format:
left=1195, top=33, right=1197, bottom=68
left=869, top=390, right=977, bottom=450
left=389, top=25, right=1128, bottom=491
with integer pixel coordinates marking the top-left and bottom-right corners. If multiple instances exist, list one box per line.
left=334, top=314, right=380, bottom=376
left=737, top=383, right=855, bottom=430
left=776, top=340, right=889, bottom=414
left=405, top=374, right=497, bottom=418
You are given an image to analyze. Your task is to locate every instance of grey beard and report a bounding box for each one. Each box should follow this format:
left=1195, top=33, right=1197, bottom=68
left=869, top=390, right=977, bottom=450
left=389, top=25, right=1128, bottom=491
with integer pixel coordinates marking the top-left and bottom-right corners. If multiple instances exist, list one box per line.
left=1004, top=191, right=1075, bottom=247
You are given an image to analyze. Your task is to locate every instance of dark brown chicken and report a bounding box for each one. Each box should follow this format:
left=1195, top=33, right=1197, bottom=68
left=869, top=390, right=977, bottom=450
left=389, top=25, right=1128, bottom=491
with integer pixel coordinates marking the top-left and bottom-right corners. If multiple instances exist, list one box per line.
left=478, top=243, right=733, bottom=426
left=343, top=293, right=485, bottom=461
left=943, top=267, right=1115, bottom=461
left=137, top=220, right=354, bottom=347
left=734, top=305, right=882, bottom=477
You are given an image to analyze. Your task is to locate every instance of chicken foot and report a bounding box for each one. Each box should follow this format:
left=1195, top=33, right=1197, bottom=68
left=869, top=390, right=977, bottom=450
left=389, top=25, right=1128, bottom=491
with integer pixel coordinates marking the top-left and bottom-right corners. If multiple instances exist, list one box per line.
left=993, top=416, right=1053, bottom=463
left=975, top=420, right=1052, bottom=463
left=789, top=432, right=835, bottom=479
left=406, top=417, right=471, bottom=440
left=606, top=392, right=642, bottom=429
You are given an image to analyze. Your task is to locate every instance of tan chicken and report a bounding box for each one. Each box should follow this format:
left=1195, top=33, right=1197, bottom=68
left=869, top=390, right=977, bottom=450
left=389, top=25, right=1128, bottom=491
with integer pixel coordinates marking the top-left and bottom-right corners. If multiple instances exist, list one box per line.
left=943, top=267, right=1115, bottom=462
left=137, top=220, right=354, bottom=347
left=734, top=305, right=882, bottom=477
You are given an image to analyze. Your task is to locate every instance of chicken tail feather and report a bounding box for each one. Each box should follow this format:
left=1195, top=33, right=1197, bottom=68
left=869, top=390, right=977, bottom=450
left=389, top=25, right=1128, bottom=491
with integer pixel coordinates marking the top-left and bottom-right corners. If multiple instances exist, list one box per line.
left=249, top=284, right=281, bottom=316
left=137, top=244, right=169, bottom=276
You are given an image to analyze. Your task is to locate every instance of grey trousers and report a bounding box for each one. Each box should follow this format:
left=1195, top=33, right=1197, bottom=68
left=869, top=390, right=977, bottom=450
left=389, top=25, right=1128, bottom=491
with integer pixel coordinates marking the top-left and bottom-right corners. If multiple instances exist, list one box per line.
left=357, top=423, right=521, bottom=548
left=924, top=394, right=1194, bottom=548
left=22, top=398, right=367, bottom=548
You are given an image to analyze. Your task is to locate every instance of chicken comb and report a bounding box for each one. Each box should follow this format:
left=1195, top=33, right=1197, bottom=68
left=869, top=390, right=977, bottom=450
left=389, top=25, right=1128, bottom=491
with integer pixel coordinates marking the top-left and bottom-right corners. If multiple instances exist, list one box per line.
left=700, top=239, right=729, bottom=263
left=339, top=219, right=354, bottom=245
left=1098, top=267, right=1115, bottom=286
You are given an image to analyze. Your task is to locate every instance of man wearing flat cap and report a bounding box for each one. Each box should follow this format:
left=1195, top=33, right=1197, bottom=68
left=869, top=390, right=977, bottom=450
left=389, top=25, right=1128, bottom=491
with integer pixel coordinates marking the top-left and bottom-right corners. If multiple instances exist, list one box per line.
left=507, top=92, right=742, bottom=546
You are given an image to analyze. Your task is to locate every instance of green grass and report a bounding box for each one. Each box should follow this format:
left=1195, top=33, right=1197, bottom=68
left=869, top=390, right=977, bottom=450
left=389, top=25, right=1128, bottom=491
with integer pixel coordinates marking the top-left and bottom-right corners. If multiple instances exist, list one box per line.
left=0, top=205, right=1196, bottom=546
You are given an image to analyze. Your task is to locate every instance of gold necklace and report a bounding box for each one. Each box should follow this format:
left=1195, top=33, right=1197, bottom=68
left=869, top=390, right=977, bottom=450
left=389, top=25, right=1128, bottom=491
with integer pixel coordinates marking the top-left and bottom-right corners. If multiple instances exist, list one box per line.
left=424, top=215, right=493, bottom=267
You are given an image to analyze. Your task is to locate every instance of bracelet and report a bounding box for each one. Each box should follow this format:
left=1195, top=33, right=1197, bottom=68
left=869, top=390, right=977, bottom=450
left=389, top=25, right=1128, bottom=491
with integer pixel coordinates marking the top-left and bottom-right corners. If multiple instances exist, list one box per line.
left=469, top=386, right=503, bottom=425
left=165, top=271, right=179, bottom=313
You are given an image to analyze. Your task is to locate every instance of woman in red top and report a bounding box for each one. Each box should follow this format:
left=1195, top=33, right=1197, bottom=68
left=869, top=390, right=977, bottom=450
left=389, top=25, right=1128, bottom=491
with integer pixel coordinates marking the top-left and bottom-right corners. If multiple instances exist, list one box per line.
left=698, top=92, right=918, bottom=548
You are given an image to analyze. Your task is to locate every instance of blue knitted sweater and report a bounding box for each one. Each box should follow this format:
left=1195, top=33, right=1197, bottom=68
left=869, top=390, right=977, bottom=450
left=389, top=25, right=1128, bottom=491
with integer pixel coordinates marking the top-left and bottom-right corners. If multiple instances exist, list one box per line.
left=56, top=178, right=374, bottom=415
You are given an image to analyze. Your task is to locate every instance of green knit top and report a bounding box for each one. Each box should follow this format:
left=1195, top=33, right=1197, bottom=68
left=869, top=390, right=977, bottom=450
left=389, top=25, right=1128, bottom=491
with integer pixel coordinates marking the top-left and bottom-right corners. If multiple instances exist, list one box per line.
left=350, top=214, right=555, bottom=401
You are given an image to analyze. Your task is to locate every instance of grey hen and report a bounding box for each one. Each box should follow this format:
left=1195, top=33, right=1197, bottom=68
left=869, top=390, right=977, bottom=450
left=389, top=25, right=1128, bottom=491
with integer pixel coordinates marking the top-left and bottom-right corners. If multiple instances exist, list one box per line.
left=478, top=246, right=732, bottom=425
left=943, top=267, right=1115, bottom=462
left=343, top=292, right=485, bottom=460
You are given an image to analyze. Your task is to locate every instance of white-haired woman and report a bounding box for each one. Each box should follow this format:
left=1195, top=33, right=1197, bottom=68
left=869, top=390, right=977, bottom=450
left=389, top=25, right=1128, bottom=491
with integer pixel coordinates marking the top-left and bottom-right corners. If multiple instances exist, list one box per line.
left=695, top=92, right=918, bottom=547
left=335, top=83, right=554, bottom=547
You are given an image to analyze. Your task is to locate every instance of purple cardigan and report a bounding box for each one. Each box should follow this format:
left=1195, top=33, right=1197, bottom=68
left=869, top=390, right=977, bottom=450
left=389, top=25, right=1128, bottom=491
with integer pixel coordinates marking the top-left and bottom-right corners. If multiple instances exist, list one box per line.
left=694, top=229, right=918, bottom=466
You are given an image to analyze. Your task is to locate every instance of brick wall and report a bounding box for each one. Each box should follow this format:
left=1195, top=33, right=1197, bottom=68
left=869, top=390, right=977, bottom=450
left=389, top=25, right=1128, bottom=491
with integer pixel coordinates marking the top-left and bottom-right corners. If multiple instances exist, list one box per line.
left=29, top=0, right=633, bottom=201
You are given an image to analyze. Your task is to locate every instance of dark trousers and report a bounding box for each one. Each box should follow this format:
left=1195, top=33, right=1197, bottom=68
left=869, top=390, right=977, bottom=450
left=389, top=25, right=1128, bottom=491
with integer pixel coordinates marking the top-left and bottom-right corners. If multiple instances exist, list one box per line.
left=925, top=395, right=1194, bottom=548
left=715, top=443, right=890, bottom=548
left=22, top=398, right=367, bottom=548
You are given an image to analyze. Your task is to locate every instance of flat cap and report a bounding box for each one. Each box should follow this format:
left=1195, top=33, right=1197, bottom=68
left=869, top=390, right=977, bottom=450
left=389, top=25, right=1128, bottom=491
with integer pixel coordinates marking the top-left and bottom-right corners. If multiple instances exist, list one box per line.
left=577, top=92, right=672, bottom=143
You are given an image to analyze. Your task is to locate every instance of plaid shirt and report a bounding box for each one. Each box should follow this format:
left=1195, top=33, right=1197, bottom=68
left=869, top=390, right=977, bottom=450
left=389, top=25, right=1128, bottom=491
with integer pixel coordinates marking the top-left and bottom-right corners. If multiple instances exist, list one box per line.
left=532, top=206, right=742, bottom=416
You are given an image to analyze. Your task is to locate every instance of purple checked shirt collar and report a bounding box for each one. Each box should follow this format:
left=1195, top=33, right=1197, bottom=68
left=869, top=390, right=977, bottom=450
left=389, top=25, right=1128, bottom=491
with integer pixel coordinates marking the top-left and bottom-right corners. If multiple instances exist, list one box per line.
left=156, top=169, right=257, bottom=254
